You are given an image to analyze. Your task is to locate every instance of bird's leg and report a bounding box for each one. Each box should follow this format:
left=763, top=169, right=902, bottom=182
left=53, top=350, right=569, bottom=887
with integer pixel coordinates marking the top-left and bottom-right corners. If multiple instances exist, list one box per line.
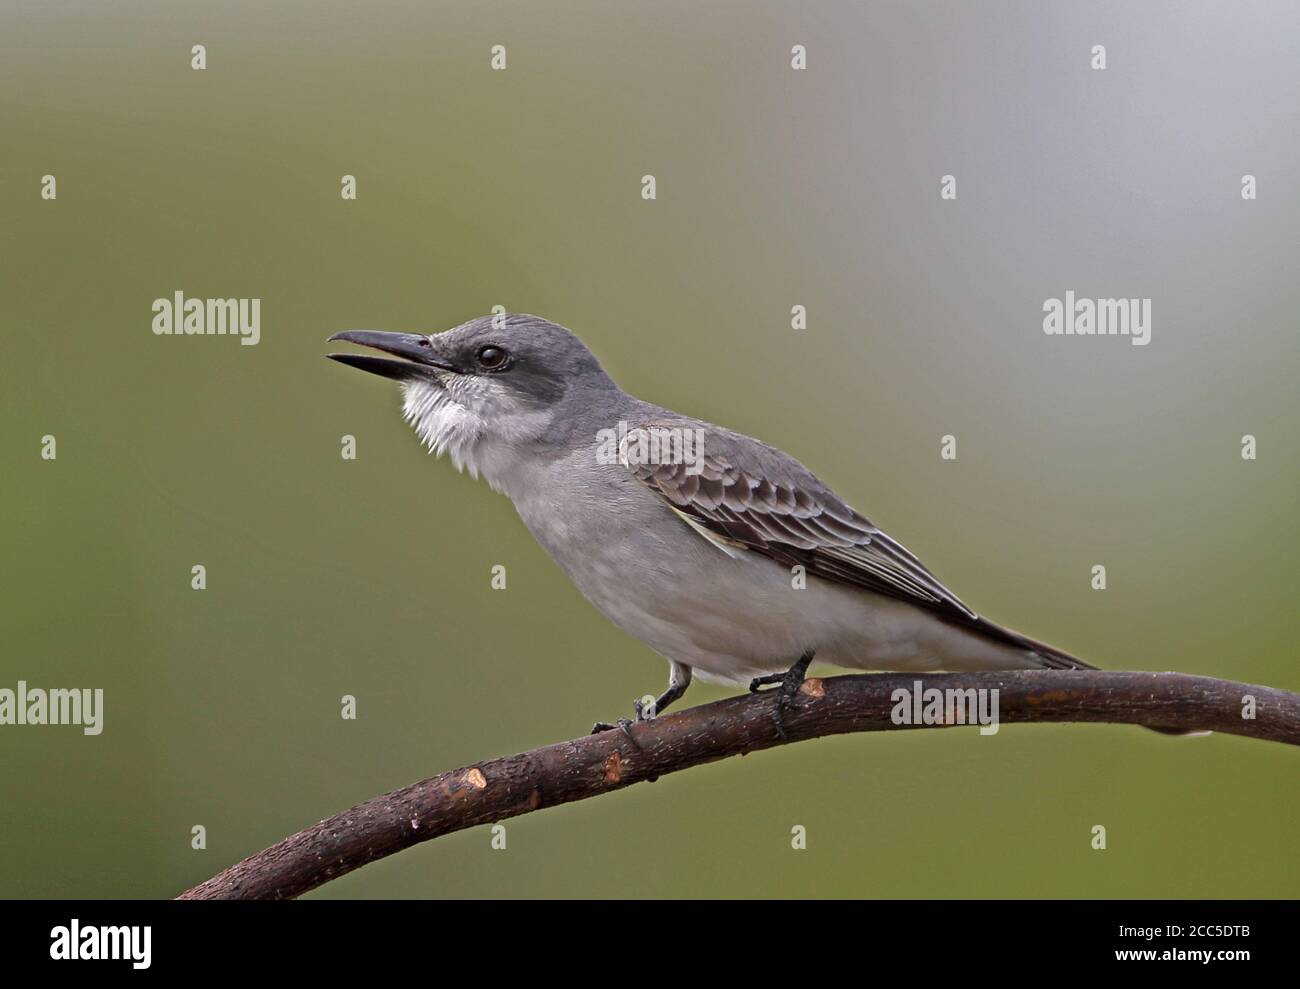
left=748, top=651, right=815, bottom=739
left=591, top=663, right=693, bottom=741
left=634, top=662, right=693, bottom=720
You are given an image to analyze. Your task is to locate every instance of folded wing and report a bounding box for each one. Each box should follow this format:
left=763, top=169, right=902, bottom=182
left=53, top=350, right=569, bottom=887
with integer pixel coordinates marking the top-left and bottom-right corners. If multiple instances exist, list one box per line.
left=621, top=421, right=1092, bottom=670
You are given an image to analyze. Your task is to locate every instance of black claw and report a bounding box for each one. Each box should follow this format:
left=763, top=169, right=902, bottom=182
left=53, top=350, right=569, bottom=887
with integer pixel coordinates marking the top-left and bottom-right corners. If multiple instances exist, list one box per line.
left=771, top=691, right=796, bottom=740
left=748, top=672, right=784, bottom=693
left=590, top=717, right=641, bottom=749
left=593, top=692, right=659, bottom=747
left=748, top=652, right=815, bottom=740
left=616, top=718, right=640, bottom=748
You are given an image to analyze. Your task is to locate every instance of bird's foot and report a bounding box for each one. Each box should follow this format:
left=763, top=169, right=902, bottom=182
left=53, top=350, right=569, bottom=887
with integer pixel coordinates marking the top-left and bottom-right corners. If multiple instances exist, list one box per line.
left=590, top=716, right=634, bottom=735
left=748, top=651, right=815, bottom=740
left=590, top=701, right=654, bottom=749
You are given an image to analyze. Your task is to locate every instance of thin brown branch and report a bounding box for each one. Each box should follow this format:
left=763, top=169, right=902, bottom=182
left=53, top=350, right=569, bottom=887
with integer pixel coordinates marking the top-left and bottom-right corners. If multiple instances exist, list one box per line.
left=179, top=670, right=1298, bottom=900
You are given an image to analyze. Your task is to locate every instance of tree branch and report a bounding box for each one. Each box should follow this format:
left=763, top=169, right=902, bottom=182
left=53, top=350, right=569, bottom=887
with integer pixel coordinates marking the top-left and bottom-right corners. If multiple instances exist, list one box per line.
left=179, top=670, right=1298, bottom=900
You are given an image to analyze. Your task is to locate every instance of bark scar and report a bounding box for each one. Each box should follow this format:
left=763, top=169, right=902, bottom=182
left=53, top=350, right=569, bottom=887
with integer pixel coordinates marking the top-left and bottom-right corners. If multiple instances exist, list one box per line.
left=603, top=751, right=624, bottom=783
left=800, top=678, right=826, bottom=698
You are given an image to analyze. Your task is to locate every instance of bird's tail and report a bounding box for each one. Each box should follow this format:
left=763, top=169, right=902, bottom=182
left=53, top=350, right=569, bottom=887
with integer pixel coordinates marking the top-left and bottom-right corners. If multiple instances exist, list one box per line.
left=966, top=615, right=1098, bottom=671
left=969, top=616, right=1208, bottom=737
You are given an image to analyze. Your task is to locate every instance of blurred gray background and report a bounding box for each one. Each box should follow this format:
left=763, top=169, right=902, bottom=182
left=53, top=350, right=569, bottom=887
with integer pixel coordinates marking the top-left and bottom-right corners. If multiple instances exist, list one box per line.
left=1, top=0, right=1296, bottom=897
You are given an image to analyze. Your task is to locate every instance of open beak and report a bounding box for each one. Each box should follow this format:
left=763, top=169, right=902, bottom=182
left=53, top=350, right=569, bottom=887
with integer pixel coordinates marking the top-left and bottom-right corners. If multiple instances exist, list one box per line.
left=326, top=330, right=457, bottom=382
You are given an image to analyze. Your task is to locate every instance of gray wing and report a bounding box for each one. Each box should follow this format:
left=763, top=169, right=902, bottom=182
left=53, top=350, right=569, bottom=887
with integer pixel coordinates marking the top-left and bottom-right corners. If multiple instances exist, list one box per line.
left=621, top=423, right=976, bottom=618
left=620, top=421, right=1092, bottom=669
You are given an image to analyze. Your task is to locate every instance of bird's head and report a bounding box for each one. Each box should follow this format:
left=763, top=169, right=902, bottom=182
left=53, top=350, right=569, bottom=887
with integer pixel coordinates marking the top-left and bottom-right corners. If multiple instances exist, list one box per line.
left=327, top=313, right=617, bottom=480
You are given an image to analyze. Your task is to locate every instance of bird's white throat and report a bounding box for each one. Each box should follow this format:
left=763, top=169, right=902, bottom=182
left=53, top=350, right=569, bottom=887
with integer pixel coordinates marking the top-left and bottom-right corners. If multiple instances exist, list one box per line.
left=401, top=380, right=485, bottom=478
left=399, top=379, right=556, bottom=501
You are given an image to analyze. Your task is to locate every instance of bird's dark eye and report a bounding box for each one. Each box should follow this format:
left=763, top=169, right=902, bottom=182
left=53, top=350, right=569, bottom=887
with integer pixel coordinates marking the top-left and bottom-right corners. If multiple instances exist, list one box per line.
left=476, top=345, right=509, bottom=370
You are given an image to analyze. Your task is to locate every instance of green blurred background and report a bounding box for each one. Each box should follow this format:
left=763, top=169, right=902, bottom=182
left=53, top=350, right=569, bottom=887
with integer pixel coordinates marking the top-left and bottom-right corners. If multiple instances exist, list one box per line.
left=1, top=0, right=1296, bottom=898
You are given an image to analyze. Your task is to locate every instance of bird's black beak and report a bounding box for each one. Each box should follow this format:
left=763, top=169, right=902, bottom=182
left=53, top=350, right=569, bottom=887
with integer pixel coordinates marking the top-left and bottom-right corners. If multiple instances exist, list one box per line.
left=326, top=330, right=457, bottom=382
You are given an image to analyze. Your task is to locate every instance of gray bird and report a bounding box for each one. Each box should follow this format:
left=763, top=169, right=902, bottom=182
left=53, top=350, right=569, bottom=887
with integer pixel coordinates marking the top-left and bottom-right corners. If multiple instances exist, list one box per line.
left=327, top=313, right=1094, bottom=735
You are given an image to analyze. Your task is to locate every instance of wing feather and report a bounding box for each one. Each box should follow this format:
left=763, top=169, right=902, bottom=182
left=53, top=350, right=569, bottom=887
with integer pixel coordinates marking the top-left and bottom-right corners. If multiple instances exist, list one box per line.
left=622, top=423, right=976, bottom=619
left=620, top=421, right=1095, bottom=670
